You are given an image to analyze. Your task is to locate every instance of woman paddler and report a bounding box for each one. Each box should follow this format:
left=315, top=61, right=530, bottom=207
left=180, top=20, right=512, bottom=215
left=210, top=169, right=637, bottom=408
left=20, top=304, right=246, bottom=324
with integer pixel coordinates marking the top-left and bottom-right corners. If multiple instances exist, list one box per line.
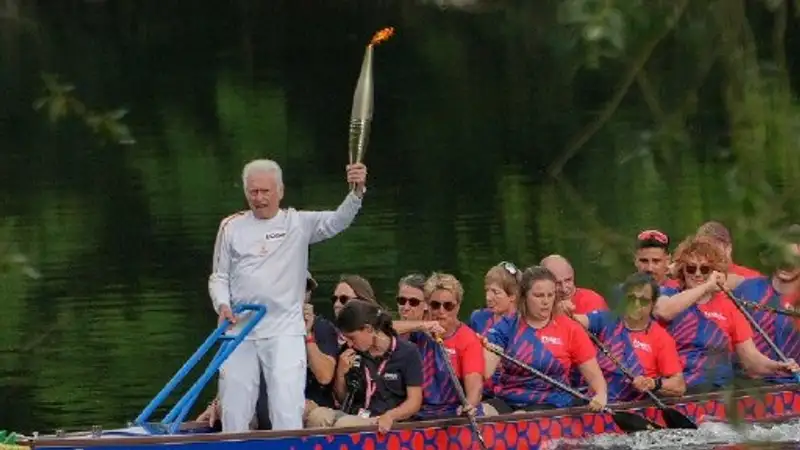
left=481, top=266, right=608, bottom=415
left=654, top=235, right=800, bottom=393
left=468, top=262, right=520, bottom=335
left=571, top=272, right=686, bottom=402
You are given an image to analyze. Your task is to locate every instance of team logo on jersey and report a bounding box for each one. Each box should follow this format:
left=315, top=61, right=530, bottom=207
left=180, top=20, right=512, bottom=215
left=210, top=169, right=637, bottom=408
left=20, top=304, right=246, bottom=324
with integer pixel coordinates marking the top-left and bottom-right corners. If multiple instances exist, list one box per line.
left=540, top=335, right=563, bottom=346
left=702, top=311, right=726, bottom=322
left=265, top=231, right=286, bottom=240
left=383, top=372, right=399, bottom=381
left=632, top=339, right=652, bottom=352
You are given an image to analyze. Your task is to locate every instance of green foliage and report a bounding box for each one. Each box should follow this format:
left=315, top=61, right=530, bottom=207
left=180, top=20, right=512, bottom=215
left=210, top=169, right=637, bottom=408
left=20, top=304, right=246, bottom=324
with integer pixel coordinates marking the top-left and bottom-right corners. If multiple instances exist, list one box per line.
left=33, top=74, right=135, bottom=146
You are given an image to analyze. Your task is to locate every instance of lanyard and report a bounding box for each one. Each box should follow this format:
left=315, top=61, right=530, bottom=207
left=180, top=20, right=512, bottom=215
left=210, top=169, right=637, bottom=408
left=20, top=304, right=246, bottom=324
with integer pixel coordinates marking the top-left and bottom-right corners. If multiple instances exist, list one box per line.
left=363, top=337, right=397, bottom=410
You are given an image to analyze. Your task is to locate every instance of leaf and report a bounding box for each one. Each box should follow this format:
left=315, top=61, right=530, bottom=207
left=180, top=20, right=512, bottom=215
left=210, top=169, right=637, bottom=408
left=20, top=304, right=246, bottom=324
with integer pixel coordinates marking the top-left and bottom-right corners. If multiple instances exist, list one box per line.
left=108, top=108, right=128, bottom=120
left=47, top=96, right=68, bottom=123
left=32, top=97, right=48, bottom=111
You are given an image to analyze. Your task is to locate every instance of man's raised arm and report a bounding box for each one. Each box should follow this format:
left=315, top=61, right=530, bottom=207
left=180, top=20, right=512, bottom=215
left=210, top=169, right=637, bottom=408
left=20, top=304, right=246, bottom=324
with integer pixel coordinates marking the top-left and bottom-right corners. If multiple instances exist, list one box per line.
left=301, top=191, right=363, bottom=245
left=301, top=163, right=367, bottom=245
left=208, top=217, right=234, bottom=313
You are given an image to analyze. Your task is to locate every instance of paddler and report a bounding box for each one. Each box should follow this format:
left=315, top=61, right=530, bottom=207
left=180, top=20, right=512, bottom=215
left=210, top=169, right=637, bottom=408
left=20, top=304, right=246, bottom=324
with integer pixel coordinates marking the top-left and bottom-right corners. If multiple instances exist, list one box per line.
left=696, top=220, right=762, bottom=279
left=400, top=273, right=489, bottom=419
left=634, top=229, right=678, bottom=288
left=571, top=272, right=686, bottom=401
left=468, top=262, right=520, bottom=335
left=732, top=224, right=800, bottom=383
left=654, top=235, right=799, bottom=394
left=540, top=255, right=608, bottom=315
left=208, top=159, right=367, bottom=432
left=481, top=266, right=608, bottom=414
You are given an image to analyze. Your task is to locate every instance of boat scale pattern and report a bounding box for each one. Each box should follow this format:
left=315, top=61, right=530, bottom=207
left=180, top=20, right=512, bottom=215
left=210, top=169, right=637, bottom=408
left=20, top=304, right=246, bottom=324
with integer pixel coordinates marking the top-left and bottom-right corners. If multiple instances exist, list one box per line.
left=29, top=387, right=800, bottom=450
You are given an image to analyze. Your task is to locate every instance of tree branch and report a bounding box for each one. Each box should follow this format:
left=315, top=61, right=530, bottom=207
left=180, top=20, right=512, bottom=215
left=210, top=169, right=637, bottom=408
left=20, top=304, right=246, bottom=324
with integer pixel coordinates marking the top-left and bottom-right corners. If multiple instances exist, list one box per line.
left=548, top=0, right=691, bottom=178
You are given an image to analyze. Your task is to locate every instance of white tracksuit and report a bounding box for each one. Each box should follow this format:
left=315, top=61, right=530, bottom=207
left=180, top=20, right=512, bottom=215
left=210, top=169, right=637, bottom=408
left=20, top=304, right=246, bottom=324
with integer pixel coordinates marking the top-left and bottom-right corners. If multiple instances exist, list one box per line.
left=208, top=192, right=362, bottom=431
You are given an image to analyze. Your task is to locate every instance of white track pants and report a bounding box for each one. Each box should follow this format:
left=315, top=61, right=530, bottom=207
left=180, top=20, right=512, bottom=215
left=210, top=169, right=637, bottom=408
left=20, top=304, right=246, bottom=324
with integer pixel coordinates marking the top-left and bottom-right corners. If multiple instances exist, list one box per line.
left=219, top=335, right=306, bottom=432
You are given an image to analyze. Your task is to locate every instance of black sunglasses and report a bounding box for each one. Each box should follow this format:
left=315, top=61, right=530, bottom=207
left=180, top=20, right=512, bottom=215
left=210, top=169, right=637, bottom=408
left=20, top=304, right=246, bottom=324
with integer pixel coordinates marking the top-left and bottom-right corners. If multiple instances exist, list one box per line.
left=684, top=264, right=711, bottom=276
left=396, top=296, right=422, bottom=307
left=331, top=295, right=359, bottom=305
left=429, top=300, right=457, bottom=312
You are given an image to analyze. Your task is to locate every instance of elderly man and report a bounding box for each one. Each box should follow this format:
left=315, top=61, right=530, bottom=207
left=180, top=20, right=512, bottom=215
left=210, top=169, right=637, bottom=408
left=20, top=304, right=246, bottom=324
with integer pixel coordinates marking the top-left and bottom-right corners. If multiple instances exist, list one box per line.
left=696, top=220, right=761, bottom=278
left=209, top=159, right=367, bottom=432
left=541, top=254, right=607, bottom=315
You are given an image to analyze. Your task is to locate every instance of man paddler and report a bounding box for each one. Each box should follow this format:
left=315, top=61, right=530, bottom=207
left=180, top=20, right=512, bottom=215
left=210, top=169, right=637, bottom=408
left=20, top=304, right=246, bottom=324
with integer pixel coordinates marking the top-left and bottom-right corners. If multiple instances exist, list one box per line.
left=208, top=159, right=367, bottom=432
left=541, top=254, right=608, bottom=315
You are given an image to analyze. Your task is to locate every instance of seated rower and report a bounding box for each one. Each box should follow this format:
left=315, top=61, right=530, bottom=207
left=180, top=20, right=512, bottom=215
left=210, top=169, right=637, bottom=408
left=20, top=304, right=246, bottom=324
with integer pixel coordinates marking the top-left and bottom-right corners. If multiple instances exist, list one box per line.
left=306, top=300, right=423, bottom=432
left=396, top=273, right=428, bottom=322
left=571, top=272, right=685, bottom=402
left=398, top=273, right=488, bottom=419
left=482, top=266, right=608, bottom=414
left=696, top=221, right=762, bottom=279
left=634, top=229, right=679, bottom=289
left=654, top=236, right=799, bottom=393
left=469, top=262, right=520, bottom=335
left=732, top=224, right=800, bottom=383
left=541, top=255, right=608, bottom=315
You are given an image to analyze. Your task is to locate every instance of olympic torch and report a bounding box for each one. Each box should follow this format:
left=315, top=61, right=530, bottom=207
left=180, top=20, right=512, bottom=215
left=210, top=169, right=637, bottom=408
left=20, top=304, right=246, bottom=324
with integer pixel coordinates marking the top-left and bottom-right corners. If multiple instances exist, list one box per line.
left=348, top=27, right=395, bottom=168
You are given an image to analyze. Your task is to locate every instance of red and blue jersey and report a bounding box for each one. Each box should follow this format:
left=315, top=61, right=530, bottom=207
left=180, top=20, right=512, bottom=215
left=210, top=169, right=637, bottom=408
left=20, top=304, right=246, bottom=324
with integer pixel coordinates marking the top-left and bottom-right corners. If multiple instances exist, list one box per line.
left=572, top=288, right=608, bottom=314
left=733, top=277, right=800, bottom=383
left=729, top=263, right=762, bottom=279
left=585, top=312, right=682, bottom=401
left=468, top=308, right=505, bottom=336
left=410, top=324, right=485, bottom=418
left=468, top=308, right=511, bottom=394
left=659, top=287, right=753, bottom=388
left=486, top=314, right=595, bottom=409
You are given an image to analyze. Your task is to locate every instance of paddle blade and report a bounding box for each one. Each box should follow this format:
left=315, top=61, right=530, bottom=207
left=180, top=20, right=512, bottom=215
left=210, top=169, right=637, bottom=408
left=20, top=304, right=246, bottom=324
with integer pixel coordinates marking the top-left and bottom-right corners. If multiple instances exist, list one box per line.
left=612, top=411, right=662, bottom=433
left=662, top=407, right=698, bottom=429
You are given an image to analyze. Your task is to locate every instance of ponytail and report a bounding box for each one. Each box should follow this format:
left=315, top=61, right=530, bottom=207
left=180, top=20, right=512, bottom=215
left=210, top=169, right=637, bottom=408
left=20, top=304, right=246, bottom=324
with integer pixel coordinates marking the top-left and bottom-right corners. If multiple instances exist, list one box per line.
left=336, top=299, right=397, bottom=337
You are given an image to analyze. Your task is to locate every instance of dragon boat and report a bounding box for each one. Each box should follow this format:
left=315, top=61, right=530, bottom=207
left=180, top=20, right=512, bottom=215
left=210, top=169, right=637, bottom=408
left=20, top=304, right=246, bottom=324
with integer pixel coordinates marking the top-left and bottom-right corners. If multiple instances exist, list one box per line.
left=14, top=305, right=800, bottom=450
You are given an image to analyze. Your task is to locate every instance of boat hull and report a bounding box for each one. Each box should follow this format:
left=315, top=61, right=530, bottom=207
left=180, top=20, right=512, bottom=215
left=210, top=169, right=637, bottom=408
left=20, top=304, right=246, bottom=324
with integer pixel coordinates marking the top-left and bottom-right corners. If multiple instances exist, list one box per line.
left=26, top=384, right=800, bottom=450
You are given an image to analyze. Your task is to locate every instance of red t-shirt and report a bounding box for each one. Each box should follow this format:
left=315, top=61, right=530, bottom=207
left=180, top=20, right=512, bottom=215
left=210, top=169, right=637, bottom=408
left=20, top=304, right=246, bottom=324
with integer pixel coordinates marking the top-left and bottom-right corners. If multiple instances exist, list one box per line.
left=730, top=263, right=762, bottom=279
left=628, top=323, right=683, bottom=378
left=573, top=288, right=608, bottom=315
left=697, top=292, right=754, bottom=350
left=533, top=315, right=596, bottom=373
left=443, top=324, right=485, bottom=378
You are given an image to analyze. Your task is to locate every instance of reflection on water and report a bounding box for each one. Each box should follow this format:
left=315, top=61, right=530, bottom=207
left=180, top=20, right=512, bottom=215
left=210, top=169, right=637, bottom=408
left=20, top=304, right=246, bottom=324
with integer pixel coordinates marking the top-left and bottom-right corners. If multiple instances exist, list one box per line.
left=545, top=419, right=800, bottom=450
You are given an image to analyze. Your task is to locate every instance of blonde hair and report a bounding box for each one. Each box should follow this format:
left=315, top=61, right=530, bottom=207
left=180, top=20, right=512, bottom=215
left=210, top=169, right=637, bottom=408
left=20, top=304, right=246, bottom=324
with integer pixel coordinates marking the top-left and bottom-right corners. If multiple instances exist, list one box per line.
left=423, top=272, right=464, bottom=304
left=484, top=266, right=520, bottom=298
left=672, top=235, right=730, bottom=288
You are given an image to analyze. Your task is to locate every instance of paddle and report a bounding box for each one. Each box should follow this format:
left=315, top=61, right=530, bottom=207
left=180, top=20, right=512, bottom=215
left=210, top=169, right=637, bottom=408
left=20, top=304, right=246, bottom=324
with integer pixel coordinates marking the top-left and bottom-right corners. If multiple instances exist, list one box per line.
left=431, top=336, right=488, bottom=450
left=482, top=342, right=661, bottom=433
left=580, top=326, right=697, bottom=429
left=740, top=300, right=800, bottom=319
left=720, top=286, right=800, bottom=383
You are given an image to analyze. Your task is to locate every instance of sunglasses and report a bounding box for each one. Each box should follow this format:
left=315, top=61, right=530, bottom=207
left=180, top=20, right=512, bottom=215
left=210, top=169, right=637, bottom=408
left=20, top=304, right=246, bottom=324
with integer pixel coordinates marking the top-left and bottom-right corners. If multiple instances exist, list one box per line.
left=429, top=301, right=458, bottom=312
left=684, top=264, right=711, bottom=276
left=498, top=261, right=519, bottom=276
left=396, top=296, right=422, bottom=307
left=331, top=295, right=358, bottom=305
left=626, top=294, right=650, bottom=307
left=637, top=230, right=669, bottom=245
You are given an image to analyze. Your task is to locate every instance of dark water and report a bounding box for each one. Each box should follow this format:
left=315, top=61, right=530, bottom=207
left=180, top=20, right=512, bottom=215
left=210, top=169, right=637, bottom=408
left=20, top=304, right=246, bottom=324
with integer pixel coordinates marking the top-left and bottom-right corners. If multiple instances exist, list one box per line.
left=1, top=0, right=799, bottom=445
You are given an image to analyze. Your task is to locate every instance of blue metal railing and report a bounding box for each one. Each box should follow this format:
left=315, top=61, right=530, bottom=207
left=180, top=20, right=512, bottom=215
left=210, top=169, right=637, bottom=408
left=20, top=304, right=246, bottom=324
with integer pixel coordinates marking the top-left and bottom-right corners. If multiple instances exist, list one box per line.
left=133, top=303, right=267, bottom=435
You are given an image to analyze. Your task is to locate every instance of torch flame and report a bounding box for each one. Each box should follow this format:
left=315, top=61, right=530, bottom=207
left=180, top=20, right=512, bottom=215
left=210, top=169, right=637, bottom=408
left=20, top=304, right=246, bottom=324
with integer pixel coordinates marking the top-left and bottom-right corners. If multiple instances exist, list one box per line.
left=369, top=27, right=395, bottom=47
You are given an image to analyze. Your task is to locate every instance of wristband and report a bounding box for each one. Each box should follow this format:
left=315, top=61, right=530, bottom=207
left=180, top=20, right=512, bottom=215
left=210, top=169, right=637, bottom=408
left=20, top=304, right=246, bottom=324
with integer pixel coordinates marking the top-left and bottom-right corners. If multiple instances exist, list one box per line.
left=653, top=377, right=663, bottom=392
left=305, top=335, right=315, bottom=344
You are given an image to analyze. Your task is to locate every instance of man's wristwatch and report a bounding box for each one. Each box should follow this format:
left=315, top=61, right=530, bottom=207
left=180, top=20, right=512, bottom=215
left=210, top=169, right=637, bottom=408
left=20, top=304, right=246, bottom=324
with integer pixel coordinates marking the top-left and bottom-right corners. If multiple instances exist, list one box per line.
left=653, top=377, right=663, bottom=393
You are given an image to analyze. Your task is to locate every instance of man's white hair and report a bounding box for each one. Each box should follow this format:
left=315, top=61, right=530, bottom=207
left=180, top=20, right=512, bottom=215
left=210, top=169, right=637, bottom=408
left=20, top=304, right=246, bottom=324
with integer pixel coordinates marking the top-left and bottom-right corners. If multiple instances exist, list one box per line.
left=242, top=159, right=283, bottom=191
